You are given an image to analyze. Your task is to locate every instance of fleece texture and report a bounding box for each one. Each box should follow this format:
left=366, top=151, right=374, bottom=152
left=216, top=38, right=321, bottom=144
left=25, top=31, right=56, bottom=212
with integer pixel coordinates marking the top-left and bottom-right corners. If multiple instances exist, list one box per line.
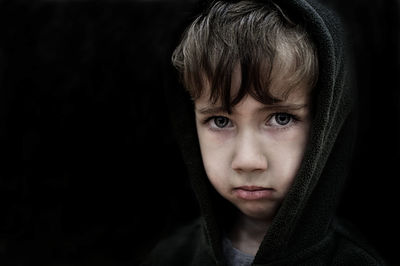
left=142, top=0, right=387, bottom=265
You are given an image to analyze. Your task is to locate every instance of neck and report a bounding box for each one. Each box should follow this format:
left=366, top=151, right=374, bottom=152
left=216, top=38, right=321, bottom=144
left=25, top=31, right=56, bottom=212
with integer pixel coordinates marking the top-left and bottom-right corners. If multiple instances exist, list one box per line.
left=229, top=213, right=271, bottom=256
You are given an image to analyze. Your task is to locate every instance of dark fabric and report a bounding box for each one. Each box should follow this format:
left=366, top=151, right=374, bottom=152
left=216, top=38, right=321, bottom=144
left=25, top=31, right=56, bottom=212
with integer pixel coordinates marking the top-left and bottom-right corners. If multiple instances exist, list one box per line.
left=142, top=217, right=384, bottom=266
left=142, top=0, right=387, bottom=265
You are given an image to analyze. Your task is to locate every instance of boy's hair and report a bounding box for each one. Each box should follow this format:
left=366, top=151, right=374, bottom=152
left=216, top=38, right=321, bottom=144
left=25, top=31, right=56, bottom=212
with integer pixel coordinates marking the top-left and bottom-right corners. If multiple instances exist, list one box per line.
left=172, top=0, right=318, bottom=112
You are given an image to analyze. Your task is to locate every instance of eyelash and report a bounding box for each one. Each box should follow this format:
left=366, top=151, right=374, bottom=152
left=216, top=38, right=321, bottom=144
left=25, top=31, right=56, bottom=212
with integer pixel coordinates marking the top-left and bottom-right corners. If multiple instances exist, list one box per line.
left=203, top=113, right=300, bottom=131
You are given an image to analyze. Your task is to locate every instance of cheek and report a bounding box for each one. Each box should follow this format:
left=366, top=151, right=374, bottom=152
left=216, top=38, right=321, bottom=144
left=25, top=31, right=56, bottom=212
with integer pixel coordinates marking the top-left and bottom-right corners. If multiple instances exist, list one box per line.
left=272, top=149, right=303, bottom=191
left=196, top=127, right=232, bottom=186
left=269, top=128, right=309, bottom=192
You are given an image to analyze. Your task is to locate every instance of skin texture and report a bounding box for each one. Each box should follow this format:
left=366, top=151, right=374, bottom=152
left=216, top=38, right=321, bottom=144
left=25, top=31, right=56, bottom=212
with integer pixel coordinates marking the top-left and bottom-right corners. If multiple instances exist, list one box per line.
left=194, top=65, right=312, bottom=255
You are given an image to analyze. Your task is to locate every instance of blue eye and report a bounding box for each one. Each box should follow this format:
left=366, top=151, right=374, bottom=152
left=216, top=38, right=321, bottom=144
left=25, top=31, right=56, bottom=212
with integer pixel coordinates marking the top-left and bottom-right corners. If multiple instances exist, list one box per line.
left=213, top=116, right=230, bottom=128
left=274, top=113, right=292, bottom=125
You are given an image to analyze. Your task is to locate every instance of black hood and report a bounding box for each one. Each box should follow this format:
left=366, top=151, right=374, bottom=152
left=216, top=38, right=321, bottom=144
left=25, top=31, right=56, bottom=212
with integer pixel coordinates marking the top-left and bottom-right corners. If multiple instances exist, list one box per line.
left=164, top=0, right=356, bottom=264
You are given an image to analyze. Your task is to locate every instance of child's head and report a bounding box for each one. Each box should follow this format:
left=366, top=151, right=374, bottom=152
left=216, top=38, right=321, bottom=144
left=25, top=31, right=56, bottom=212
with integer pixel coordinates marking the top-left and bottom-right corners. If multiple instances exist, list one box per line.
left=172, top=0, right=318, bottom=222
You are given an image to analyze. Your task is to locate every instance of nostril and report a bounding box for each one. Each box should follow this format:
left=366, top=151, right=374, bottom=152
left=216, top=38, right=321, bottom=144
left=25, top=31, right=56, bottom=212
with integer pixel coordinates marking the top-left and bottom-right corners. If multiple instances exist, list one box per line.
left=231, top=153, right=267, bottom=173
left=231, top=130, right=267, bottom=173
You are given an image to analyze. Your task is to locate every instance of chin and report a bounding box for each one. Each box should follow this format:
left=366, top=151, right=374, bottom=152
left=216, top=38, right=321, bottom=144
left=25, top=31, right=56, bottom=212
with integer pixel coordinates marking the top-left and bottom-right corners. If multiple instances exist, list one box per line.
left=238, top=204, right=277, bottom=221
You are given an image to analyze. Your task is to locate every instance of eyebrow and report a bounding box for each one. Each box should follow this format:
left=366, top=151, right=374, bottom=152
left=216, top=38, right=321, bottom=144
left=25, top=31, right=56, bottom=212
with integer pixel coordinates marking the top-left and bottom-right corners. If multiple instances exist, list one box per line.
left=196, top=103, right=308, bottom=115
left=259, top=103, right=309, bottom=112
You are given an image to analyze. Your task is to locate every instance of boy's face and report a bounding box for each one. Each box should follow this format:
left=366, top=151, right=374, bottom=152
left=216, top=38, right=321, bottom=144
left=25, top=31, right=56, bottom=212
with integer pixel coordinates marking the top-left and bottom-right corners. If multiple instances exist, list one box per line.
left=194, top=66, right=311, bottom=221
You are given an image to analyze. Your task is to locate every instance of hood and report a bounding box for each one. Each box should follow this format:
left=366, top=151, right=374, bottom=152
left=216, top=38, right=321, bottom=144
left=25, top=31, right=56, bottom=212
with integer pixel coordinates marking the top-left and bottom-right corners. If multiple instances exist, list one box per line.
left=164, top=0, right=355, bottom=264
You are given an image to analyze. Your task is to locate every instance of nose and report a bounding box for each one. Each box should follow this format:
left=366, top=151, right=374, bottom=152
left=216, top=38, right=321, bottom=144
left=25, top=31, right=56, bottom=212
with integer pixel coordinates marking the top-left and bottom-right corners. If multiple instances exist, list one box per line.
left=231, top=130, right=268, bottom=173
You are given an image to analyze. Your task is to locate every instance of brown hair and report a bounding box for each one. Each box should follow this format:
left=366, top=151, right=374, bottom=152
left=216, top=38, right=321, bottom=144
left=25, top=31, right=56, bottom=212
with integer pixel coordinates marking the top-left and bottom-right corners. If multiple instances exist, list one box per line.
left=172, top=0, right=318, bottom=112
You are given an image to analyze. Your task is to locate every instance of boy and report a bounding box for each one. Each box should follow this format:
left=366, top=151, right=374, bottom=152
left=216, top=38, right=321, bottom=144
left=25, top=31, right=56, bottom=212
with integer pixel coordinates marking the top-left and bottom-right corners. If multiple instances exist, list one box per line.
left=143, top=0, right=386, bottom=265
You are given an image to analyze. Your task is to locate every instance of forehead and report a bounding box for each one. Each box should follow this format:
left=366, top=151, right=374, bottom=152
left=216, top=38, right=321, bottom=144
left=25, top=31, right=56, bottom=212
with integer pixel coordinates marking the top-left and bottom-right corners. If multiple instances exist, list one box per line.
left=195, top=89, right=310, bottom=109
left=195, top=80, right=311, bottom=118
left=199, top=61, right=312, bottom=106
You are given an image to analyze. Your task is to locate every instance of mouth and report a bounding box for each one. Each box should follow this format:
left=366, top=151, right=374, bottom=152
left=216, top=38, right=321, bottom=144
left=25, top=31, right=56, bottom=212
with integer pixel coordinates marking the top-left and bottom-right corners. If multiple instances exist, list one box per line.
left=233, top=186, right=274, bottom=200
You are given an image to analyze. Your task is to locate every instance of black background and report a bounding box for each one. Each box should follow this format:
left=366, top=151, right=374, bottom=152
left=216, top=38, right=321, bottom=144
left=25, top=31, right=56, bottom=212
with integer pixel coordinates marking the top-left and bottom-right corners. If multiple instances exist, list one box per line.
left=0, top=0, right=398, bottom=265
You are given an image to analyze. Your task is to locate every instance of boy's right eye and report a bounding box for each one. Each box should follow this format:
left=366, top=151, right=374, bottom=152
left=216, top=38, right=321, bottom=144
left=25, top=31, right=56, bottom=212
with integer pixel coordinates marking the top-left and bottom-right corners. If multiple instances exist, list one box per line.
left=209, top=116, right=232, bottom=129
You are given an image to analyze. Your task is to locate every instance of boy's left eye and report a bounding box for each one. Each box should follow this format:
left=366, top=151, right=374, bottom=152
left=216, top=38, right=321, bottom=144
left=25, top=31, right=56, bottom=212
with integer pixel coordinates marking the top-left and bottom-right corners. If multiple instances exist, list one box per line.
left=274, top=113, right=292, bottom=125
left=268, top=113, right=297, bottom=127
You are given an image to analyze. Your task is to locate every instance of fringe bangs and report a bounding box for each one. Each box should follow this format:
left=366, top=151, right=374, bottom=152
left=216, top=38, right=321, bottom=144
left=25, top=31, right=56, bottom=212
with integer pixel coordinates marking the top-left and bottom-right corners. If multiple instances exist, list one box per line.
left=172, top=0, right=318, bottom=112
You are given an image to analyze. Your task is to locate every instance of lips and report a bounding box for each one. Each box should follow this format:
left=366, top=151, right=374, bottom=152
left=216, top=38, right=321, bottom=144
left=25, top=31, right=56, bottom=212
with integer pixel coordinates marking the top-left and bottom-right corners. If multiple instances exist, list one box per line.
left=233, top=186, right=274, bottom=200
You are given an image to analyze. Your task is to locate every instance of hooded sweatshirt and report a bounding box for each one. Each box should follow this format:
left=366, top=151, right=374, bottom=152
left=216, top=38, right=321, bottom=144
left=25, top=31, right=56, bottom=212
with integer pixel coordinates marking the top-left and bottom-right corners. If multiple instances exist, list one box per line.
left=141, top=0, right=386, bottom=265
